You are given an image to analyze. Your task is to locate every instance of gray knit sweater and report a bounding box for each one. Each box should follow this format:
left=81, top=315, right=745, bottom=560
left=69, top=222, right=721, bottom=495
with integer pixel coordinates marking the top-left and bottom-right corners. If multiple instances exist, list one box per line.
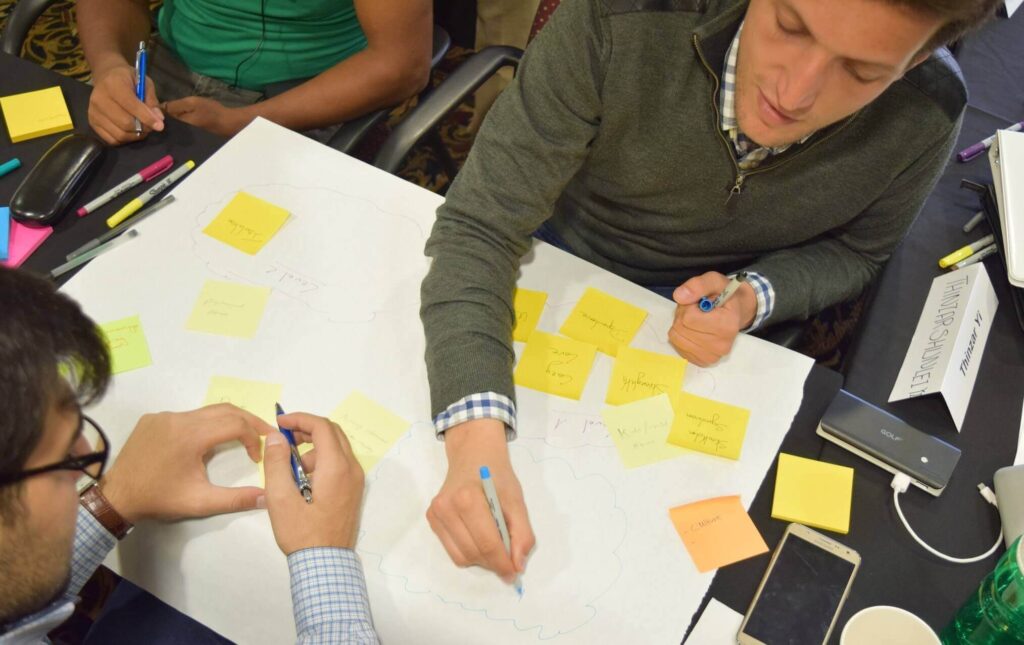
left=420, top=0, right=965, bottom=417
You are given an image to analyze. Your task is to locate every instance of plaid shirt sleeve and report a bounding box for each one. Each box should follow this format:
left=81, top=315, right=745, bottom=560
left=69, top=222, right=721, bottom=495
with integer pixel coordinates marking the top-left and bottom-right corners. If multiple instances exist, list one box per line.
left=741, top=272, right=775, bottom=332
left=432, top=392, right=517, bottom=440
left=65, top=505, right=118, bottom=600
left=288, top=547, right=379, bottom=645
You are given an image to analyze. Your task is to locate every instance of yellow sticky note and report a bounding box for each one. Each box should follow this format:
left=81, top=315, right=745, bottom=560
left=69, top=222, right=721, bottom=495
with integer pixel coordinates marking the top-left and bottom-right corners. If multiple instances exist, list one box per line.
left=512, top=288, right=548, bottom=342
left=202, top=376, right=282, bottom=426
left=771, top=453, right=854, bottom=534
left=185, top=280, right=271, bottom=339
left=669, top=495, right=769, bottom=573
left=514, top=331, right=598, bottom=400
left=329, top=391, right=411, bottom=473
left=602, top=393, right=687, bottom=468
left=667, top=392, right=751, bottom=460
left=0, top=87, right=73, bottom=143
left=98, top=315, right=152, bottom=374
left=606, top=346, right=687, bottom=405
left=203, top=192, right=290, bottom=255
left=559, top=288, right=647, bottom=356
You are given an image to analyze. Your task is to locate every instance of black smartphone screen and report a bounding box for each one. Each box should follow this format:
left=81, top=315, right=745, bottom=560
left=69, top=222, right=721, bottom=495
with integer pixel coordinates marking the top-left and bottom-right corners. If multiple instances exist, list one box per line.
left=742, top=533, right=856, bottom=645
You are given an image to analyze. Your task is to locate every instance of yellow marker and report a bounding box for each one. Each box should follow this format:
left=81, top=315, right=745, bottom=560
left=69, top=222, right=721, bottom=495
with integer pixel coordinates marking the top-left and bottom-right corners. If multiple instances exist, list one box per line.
left=106, top=160, right=195, bottom=228
left=938, top=234, right=995, bottom=268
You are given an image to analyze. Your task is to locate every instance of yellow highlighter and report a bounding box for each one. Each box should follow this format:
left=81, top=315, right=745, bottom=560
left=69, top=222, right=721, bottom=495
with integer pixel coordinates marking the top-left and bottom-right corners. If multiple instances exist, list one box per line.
left=938, top=233, right=995, bottom=269
left=106, top=160, right=195, bottom=228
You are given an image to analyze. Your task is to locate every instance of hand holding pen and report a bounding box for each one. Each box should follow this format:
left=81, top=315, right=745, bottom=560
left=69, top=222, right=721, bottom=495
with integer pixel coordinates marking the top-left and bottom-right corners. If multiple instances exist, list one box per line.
left=262, top=410, right=366, bottom=555
left=86, top=41, right=164, bottom=146
left=669, top=271, right=756, bottom=367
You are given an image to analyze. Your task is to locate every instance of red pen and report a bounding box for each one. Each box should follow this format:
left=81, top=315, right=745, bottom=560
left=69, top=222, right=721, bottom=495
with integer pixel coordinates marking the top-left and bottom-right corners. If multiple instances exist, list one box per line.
left=76, top=155, right=173, bottom=217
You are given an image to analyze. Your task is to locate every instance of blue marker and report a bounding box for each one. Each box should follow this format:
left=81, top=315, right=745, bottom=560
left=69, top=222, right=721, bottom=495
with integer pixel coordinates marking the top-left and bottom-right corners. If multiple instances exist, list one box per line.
left=479, top=466, right=524, bottom=597
left=698, top=272, right=747, bottom=313
left=275, top=403, right=313, bottom=503
left=133, top=41, right=148, bottom=135
left=0, top=158, right=20, bottom=179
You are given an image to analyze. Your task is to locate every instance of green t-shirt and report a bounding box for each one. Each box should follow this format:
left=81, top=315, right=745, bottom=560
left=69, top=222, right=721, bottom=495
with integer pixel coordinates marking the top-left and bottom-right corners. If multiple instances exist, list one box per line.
left=158, top=0, right=367, bottom=91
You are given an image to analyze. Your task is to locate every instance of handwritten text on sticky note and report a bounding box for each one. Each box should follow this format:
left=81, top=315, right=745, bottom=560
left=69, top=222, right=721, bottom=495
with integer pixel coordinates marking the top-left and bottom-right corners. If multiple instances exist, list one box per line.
left=669, top=495, right=768, bottom=573
left=602, top=394, right=687, bottom=468
left=186, top=280, right=271, bottom=339
left=559, top=288, right=647, bottom=356
left=606, top=346, right=687, bottom=405
left=203, top=192, right=289, bottom=255
left=668, top=392, right=751, bottom=460
left=512, top=288, right=548, bottom=342
left=99, top=315, right=153, bottom=374
left=514, top=331, right=598, bottom=400
left=329, top=391, right=411, bottom=473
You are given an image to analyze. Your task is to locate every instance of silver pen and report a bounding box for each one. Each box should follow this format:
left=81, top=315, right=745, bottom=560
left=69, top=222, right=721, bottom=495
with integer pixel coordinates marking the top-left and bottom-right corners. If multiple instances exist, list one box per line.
left=698, top=272, right=748, bottom=312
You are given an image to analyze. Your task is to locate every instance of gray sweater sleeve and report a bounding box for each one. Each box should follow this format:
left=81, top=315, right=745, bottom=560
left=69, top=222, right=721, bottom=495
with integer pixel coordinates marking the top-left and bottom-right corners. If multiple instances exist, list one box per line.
left=746, top=117, right=962, bottom=325
left=420, top=0, right=610, bottom=418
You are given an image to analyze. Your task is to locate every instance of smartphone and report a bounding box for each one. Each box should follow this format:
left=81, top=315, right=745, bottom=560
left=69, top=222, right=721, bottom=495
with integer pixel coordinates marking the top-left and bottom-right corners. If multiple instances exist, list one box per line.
left=738, top=523, right=860, bottom=645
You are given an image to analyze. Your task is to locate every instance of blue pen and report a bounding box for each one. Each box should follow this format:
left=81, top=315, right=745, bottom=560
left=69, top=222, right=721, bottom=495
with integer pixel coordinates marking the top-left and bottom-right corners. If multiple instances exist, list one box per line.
left=275, top=403, right=313, bottom=503
left=0, top=158, right=20, bottom=179
left=133, top=41, right=147, bottom=135
left=698, top=272, right=747, bottom=313
left=480, top=466, right=524, bottom=597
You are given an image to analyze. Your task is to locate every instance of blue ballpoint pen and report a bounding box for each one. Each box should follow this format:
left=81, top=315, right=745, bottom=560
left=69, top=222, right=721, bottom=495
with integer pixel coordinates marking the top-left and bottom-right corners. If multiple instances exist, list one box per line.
left=133, top=41, right=147, bottom=135
left=275, top=403, right=313, bottom=503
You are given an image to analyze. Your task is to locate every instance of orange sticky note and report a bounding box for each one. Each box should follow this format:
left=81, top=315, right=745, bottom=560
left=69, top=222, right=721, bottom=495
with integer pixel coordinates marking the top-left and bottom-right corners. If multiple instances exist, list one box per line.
left=669, top=495, right=769, bottom=573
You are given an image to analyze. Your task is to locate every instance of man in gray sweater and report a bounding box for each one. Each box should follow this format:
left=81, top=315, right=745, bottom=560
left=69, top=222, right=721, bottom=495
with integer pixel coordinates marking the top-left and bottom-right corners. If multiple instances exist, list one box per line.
left=419, top=0, right=998, bottom=584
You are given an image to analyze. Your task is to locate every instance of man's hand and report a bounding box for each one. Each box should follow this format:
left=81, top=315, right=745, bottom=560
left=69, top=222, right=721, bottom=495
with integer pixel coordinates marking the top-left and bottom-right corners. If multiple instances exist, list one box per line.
left=88, top=65, right=164, bottom=145
left=263, top=413, right=365, bottom=554
left=668, top=271, right=757, bottom=367
left=427, top=419, right=534, bottom=584
left=100, top=404, right=271, bottom=523
left=165, top=97, right=254, bottom=138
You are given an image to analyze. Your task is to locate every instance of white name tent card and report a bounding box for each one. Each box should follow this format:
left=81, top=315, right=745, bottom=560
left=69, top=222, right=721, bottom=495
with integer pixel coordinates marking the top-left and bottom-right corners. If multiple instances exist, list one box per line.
left=890, top=264, right=998, bottom=431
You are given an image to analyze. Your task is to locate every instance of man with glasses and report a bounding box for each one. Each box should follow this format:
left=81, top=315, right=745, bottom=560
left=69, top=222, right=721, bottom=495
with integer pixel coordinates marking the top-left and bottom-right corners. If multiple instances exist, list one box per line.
left=0, top=267, right=378, bottom=643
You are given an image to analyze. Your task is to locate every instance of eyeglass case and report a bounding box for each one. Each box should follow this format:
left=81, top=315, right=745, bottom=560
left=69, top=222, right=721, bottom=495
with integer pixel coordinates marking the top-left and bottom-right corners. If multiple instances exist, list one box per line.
left=10, top=133, right=106, bottom=227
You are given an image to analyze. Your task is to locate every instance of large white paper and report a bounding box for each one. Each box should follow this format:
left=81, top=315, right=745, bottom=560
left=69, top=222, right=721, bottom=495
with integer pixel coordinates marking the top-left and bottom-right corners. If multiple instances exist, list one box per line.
left=61, top=119, right=813, bottom=644
left=889, top=264, right=998, bottom=431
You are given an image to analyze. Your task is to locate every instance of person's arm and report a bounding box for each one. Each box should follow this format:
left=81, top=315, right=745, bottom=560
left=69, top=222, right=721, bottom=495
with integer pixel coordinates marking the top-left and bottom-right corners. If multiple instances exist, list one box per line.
left=62, top=506, right=117, bottom=601
left=419, top=0, right=610, bottom=578
left=261, top=413, right=377, bottom=644
left=166, top=0, right=432, bottom=137
left=77, top=0, right=165, bottom=144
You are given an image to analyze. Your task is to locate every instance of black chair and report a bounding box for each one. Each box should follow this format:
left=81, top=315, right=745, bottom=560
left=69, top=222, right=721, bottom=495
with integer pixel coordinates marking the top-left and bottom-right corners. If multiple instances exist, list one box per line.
left=0, top=0, right=451, bottom=155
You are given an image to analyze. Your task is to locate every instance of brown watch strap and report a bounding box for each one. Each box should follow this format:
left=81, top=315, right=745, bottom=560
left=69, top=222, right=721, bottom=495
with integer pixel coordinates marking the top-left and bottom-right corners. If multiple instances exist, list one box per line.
left=80, top=483, right=134, bottom=540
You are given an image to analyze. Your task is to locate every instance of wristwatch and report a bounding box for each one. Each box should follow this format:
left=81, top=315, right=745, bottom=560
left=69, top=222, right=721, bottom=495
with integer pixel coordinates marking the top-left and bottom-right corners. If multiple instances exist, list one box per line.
left=80, top=482, right=134, bottom=540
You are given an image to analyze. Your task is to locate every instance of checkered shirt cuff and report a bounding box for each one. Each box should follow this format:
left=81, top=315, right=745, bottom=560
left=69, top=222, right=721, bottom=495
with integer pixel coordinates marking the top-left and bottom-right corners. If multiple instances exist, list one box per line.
left=288, top=547, right=379, bottom=644
left=433, top=392, right=517, bottom=441
left=68, top=505, right=117, bottom=598
left=742, top=272, right=775, bottom=332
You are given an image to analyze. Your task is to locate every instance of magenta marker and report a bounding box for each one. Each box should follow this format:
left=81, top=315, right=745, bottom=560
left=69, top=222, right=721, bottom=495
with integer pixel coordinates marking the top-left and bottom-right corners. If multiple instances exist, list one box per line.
left=957, top=121, right=1024, bottom=163
left=76, top=154, right=174, bottom=216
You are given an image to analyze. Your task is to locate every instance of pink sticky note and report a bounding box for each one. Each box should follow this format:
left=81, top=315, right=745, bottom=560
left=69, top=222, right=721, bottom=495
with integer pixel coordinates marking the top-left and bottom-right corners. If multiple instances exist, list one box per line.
left=1, top=221, right=53, bottom=268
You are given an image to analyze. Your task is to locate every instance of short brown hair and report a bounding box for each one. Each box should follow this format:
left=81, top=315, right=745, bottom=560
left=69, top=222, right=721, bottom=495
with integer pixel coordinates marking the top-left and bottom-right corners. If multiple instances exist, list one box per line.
left=886, top=0, right=1001, bottom=51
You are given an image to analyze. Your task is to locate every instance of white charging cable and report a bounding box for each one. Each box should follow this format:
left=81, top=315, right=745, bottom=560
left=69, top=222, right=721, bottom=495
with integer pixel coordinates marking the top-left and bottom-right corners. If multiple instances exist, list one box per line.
left=891, top=473, right=1003, bottom=564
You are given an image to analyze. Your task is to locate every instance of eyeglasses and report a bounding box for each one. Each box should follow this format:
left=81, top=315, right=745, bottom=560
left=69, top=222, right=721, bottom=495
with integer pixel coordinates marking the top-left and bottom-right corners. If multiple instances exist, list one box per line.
left=0, top=414, right=109, bottom=486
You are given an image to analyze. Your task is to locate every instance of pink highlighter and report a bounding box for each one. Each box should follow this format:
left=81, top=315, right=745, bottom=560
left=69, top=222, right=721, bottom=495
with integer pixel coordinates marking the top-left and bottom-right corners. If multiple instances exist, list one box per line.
left=77, top=154, right=173, bottom=217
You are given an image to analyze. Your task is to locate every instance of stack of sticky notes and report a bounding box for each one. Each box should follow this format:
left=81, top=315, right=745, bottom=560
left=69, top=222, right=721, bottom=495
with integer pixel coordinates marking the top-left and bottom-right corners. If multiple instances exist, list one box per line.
left=771, top=453, right=854, bottom=534
left=0, top=207, right=9, bottom=262
left=0, top=87, right=73, bottom=143
left=1, top=218, right=53, bottom=268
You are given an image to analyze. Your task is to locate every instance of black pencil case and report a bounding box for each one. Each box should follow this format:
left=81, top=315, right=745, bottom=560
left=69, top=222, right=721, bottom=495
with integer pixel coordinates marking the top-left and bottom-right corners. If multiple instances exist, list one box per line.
left=11, top=133, right=105, bottom=227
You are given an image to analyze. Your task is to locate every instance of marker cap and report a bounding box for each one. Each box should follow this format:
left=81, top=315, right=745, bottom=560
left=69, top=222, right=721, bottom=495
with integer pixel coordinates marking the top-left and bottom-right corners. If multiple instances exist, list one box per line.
left=480, top=466, right=491, bottom=479
left=698, top=297, right=714, bottom=312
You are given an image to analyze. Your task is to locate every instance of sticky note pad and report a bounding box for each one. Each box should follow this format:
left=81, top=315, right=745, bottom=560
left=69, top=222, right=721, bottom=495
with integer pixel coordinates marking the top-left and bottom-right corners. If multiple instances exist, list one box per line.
left=99, top=315, right=152, bottom=374
left=186, top=280, right=271, bottom=339
left=772, top=453, right=854, bottom=534
left=602, top=393, right=687, bottom=468
left=512, top=288, right=548, bottom=342
left=202, top=376, right=282, bottom=426
left=1, top=222, right=52, bottom=268
left=559, top=287, right=647, bottom=356
left=0, top=87, right=73, bottom=143
left=203, top=192, right=289, bottom=255
left=0, top=207, right=9, bottom=261
left=513, top=331, right=598, bottom=399
left=667, top=392, right=751, bottom=460
left=606, top=346, right=687, bottom=405
left=329, top=391, right=411, bottom=473
left=670, top=496, right=769, bottom=573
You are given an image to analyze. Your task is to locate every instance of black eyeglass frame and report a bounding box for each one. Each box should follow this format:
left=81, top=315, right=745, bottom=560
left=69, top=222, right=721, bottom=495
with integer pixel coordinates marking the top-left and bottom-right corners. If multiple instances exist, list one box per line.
left=0, top=414, right=109, bottom=486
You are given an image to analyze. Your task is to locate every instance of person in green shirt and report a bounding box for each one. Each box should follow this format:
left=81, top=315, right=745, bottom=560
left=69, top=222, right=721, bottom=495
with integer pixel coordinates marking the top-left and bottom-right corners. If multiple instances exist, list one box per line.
left=78, top=0, right=432, bottom=145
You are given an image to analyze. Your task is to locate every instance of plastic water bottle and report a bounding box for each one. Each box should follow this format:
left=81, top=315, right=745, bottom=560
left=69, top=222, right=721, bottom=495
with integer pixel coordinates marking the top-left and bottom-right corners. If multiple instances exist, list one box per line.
left=941, top=535, right=1024, bottom=644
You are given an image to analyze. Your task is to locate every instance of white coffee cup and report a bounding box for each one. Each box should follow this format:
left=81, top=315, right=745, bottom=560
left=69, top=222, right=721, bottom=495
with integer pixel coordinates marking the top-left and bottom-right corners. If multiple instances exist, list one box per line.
left=840, top=606, right=940, bottom=645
